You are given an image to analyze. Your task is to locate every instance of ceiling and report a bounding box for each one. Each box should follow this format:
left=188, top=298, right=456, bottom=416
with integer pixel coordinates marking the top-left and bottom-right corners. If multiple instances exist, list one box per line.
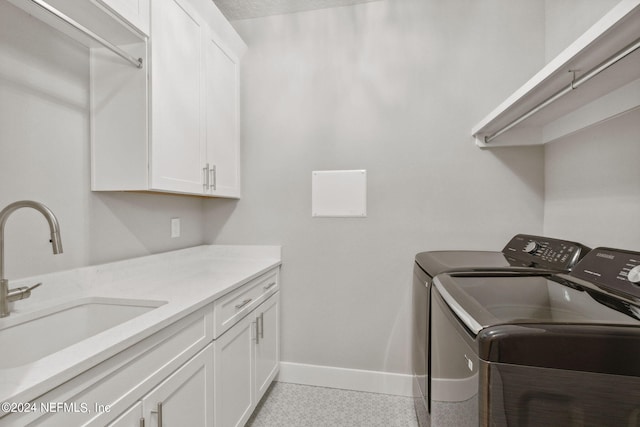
left=213, top=0, right=381, bottom=21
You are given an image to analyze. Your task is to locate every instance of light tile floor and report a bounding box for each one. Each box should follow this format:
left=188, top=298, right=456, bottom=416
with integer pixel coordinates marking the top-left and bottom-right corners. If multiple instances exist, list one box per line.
left=247, top=382, right=419, bottom=427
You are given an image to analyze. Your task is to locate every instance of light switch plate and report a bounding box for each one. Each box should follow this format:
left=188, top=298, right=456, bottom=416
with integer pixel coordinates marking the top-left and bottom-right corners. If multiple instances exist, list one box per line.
left=312, top=170, right=367, bottom=217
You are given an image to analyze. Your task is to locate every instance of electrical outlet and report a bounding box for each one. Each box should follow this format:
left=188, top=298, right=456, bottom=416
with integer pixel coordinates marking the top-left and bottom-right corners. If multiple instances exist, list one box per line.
left=171, top=218, right=181, bottom=238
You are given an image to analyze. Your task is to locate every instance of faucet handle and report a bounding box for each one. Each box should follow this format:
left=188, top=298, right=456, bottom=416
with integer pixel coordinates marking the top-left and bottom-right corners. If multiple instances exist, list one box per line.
left=7, top=282, right=42, bottom=302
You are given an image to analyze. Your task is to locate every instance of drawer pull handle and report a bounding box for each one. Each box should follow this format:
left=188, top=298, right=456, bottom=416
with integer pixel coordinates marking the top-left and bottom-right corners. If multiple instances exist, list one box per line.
left=264, top=281, right=277, bottom=291
left=235, top=298, right=252, bottom=309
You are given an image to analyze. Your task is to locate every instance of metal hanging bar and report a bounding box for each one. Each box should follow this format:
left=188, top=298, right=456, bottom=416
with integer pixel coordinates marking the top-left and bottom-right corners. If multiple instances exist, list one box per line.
left=28, top=0, right=143, bottom=69
left=484, top=36, right=640, bottom=144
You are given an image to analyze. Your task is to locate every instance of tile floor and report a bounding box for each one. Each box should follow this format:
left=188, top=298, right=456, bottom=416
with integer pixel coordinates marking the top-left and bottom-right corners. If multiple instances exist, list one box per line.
left=246, top=382, right=419, bottom=427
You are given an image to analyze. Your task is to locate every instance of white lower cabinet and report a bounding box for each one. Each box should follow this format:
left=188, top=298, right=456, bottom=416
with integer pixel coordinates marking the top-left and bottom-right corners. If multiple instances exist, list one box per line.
left=0, top=305, right=213, bottom=427
left=143, top=344, right=214, bottom=426
left=214, top=292, right=280, bottom=427
left=214, top=310, right=255, bottom=427
left=0, top=268, right=280, bottom=427
left=108, top=344, right=213, bottom=426
left=254, top=294, right=280, bottom=401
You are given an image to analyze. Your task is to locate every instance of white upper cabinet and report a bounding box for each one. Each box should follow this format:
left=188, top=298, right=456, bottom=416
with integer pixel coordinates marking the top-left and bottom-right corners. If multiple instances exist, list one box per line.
left=472, top=0, right=640, bottom=148
left=150, top=0, right=204, bottom=194
left=95, top=0, right=150, bottom=36
left=203, top=33, right=241, bottom=197
left=91, top=0, right=247, bottom=197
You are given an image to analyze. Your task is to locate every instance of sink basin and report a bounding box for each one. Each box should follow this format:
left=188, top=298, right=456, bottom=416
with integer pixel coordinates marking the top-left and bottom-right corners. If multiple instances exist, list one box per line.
left=0, top=297, right=166, bottom=369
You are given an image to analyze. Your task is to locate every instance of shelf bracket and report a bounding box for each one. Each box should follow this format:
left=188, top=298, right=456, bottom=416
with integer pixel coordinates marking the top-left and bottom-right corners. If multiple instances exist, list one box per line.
left=569, top=69, right=579, bottom=90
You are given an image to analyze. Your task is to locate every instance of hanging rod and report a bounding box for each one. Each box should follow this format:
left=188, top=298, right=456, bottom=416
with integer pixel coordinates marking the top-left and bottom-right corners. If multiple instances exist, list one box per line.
left=484, top=36, right=640, bottom=144
left=28, top=0, right=143, bottom=69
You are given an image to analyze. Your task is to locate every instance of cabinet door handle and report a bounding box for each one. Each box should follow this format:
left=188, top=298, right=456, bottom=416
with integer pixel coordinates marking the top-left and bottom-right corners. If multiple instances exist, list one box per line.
left=253, top=320, right=259, bottom=343
left=151, top=402, right=163, bottom=426
left=140, top=417, right=145, bottom=427
left=235, top=298, right=252, bottom=309
left=203, top=164, right=210, bottom=190
left=211, top=164, right=217, bottom=190
left=263, top=281, right=277, bottom=291
left=259, top=312, right=264, bottom=339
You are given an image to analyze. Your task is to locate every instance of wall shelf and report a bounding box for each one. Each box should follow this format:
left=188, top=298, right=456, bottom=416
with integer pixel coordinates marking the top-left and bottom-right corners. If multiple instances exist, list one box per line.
left=472, top=0, right=640, bottom=148
left=6, top=0, right=146, bottom=51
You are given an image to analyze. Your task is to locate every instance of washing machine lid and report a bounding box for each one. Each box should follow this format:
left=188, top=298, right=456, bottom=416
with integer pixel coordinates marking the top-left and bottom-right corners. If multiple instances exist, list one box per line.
left=415, top=234, right=590, bottom=277
left=433, top=273, right=640, bottom=336
left=414, top=250, right=510, bottom=277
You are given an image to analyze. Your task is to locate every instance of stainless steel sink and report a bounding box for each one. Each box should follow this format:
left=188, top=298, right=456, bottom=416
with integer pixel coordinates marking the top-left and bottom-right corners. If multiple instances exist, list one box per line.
left=0, top=297, right=166, bottom=368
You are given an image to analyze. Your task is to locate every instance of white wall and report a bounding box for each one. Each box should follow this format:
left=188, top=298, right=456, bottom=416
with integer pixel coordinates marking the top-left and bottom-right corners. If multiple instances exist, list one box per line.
left=544, top=110, right=640, bottom=250
left=543, top=0, right=640, bottom=250
left=204, top=0, right=545, bottom=375
left=544, top=0, right=621, bottom=62
left=0, top=1, right=205, bottom=279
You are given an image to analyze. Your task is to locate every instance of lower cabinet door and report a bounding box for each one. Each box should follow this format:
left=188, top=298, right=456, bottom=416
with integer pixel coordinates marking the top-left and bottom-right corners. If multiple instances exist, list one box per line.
left=255, top=293, right=280, bottom=402
left=142, top=344, right=214, bottom=427
left=214, top=312, right=255, bottom=427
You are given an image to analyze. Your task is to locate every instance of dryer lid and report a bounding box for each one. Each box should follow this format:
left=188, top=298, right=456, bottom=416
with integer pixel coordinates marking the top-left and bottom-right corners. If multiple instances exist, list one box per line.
left=433, top=273, right=640, bottom=336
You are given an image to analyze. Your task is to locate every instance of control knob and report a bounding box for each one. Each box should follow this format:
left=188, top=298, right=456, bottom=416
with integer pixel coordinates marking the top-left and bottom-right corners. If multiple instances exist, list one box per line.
left=524, top=241, right=540, bottom=254
left=628, top=265, right=640, bottom=285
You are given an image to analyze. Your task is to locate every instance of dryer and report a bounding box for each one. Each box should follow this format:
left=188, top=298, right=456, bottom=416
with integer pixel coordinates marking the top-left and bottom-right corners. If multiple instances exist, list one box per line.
left=431, top=247, right=640, bottom=426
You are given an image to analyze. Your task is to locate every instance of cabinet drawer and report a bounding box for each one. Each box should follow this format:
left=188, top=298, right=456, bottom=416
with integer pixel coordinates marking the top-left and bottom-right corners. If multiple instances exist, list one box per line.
left=1, top=305, right=213, bottom=426
left=213, top=269, right=279, bottom=338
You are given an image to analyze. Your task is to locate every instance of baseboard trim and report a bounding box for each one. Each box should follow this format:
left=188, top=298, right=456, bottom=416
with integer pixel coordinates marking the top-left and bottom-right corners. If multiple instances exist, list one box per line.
left=276, top=362, right=414, bottom=397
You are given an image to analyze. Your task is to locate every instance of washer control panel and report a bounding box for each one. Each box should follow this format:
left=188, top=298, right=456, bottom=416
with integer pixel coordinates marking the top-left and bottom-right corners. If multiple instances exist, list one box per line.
left=502, top=234, right=590, bottom=270
left=571, top=247, right=640, bottom=298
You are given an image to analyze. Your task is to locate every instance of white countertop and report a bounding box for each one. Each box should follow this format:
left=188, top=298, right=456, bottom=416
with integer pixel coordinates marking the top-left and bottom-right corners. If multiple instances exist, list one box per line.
left=0, top=245, right=281, bottom=408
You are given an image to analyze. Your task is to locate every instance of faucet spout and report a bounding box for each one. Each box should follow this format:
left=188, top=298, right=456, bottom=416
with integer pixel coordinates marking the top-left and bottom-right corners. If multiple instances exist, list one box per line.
left=0, top=200, right=63, bottom=317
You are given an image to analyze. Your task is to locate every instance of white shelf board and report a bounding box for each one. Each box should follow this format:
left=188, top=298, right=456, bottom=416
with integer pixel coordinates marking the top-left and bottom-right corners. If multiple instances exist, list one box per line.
left=6, top=0, right=145, bottom=49
left=473, top=0, right=640, bottom=147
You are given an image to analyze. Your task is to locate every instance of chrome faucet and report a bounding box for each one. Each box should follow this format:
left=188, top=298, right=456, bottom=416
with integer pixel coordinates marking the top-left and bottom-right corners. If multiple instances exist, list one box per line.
left=0, top=201, right=63, bottom=318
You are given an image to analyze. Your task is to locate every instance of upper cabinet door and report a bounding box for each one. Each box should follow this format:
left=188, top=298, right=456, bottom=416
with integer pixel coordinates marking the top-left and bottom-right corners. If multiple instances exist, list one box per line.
left=150, top=0, right=204, bottom=194
left=204, top=35, right=241, bottom=198
left=94, top=0, right=150, bottom=36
